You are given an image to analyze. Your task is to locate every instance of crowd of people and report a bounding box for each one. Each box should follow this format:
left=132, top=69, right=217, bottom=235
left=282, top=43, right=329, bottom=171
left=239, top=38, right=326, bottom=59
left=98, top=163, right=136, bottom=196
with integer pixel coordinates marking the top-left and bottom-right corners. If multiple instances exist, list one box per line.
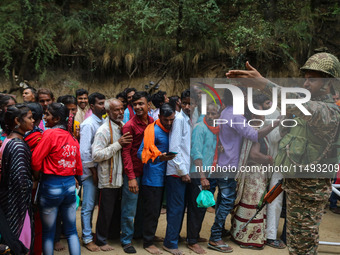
left=0, top=52, right=339, bottom=255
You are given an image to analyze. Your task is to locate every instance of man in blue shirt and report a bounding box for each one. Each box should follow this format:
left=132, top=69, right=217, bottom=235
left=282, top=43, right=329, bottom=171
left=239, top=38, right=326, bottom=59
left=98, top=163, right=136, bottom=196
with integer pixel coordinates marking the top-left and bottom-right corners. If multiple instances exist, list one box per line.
left=137, top=104, right=176, bottom=255
left=189, top=103, right=220, bottom=254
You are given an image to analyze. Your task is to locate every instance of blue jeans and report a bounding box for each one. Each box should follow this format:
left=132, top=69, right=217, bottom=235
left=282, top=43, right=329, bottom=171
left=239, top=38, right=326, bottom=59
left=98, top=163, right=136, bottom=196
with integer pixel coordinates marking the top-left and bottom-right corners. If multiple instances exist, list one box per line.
left=120, top=175, right=141, bottom=245
left=209, top=178, right=217, bottom=197
left=39, top=175, right=80, bottom=255
left=81, top=176, right=98, bottom=244
left=163, top=176, right=187, bottom=249
left=210, top=178, right=236, bottom=242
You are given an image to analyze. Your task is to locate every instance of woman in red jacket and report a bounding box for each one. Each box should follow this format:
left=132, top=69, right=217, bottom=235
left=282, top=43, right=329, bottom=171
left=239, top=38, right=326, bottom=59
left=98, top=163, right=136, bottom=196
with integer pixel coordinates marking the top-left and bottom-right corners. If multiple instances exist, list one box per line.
left=32, top=103, right=83, bottom=255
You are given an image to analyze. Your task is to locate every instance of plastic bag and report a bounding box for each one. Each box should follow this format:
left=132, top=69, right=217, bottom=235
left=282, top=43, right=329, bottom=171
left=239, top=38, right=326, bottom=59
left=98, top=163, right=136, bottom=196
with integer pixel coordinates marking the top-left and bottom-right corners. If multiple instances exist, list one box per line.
left=76, top=188, right=80, bottom=210
left=196, top=190, right=215, bottom=208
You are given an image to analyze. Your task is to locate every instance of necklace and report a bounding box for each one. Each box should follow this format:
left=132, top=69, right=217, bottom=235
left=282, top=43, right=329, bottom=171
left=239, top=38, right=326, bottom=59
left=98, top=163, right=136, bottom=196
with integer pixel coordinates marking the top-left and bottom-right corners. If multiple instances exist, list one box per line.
left=11, top=130, right=25, bottom=137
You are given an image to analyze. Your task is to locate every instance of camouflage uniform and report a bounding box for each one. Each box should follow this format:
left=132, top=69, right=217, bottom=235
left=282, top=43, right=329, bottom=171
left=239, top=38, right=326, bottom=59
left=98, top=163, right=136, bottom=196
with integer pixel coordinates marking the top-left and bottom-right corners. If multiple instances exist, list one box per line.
left=285, top=179, right=331, bottom=255
left=263, top=53, right=340, bottom=254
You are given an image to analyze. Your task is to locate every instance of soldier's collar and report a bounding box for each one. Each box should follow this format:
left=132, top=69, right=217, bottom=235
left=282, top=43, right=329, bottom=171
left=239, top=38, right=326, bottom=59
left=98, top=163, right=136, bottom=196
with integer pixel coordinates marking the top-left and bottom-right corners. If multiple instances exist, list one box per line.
left=311, top=94, right=334, bottom=103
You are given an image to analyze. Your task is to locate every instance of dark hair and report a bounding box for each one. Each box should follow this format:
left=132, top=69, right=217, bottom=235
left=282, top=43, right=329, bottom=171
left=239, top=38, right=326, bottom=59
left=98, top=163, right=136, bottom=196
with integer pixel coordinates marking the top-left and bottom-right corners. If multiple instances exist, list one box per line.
left=181, top=89, right=190, bottom=101
left=57, top=95, right=77, bottom=106
left=23, top=87, right=37, bottom=101
left=47, top=103, right=69, bottom=127
left=169, top=96, right=180, bottom=111
left=0, top=95, right=17, bottom=128
left=0, top=95, right=17, bottom=110
left=125, top=88, right=137, bottom=95
left=88, top=92, right=105, bottom=105
left=160, top=103, right=175, bottom=117
left=116, top=91, right=126, bottom=100
left=151, top=91, right=167, bottom=108
left=76, top=88, right=88, bottom=98
left=4, top=104, right=30, bottom=134
left=37, top=88, right=54, bottom=100
left=252, top=103, right=262, bottom=111
left=131, top=91, right=151, bottom=103
left=247, top=103, right=262, bottom=121
left=181, top=89, right=198, bottom=103
left=26, top=103, right=43, bottom=122
left=253, top=94, right=270, bottom=105
left=223, top=87, right=247, bottom=107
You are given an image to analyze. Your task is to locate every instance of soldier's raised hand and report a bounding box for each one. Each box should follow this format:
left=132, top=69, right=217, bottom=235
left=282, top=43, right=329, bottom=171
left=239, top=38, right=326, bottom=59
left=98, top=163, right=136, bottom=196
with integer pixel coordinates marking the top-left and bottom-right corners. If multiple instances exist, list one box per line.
left=226, top=61, right=268, bottom=90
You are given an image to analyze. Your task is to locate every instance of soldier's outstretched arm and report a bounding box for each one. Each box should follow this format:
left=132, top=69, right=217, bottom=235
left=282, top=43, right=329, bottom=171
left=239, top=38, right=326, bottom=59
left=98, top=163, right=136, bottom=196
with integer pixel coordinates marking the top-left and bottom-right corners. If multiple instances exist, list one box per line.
left=226, top=61, right=269, bottom=89
left=226, top=61, right=318, bottom=120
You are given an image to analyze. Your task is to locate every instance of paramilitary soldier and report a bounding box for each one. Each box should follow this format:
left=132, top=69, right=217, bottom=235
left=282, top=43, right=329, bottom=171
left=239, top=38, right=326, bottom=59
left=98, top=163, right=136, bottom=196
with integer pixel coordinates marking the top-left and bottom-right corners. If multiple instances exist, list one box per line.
left=226, top=52, right=340, bottom=255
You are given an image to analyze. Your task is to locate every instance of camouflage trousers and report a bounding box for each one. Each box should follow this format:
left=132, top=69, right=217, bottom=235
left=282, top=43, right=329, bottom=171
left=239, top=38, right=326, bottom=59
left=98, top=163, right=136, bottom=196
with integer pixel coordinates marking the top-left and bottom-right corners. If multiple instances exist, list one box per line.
left=284, top=178, right=331, bottom=255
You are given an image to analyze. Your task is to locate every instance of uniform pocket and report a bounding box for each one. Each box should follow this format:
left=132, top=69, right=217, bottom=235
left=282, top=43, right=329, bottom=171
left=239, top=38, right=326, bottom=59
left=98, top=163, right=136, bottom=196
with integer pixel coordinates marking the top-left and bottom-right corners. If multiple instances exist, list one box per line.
left=279, top=134, right=308, bottom=165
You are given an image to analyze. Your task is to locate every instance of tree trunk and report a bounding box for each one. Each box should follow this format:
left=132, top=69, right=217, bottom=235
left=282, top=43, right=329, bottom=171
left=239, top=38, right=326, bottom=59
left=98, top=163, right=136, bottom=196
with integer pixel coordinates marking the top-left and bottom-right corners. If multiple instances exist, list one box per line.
left=176, top=0, right=183, bottom=53
left=18, top=46, right=31, bottom=82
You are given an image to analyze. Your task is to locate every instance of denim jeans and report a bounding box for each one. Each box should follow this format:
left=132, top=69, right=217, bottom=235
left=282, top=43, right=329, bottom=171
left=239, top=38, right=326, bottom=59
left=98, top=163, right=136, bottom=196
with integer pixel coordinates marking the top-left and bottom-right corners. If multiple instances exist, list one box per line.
left=210, top=178, right=236, bottom=242
left=120, top=175, right=141, bottom=246
left=209, top=178, right=218, bottom=196
left=81, top=176, right=98, bottom=244
left=39, top=175, right=80, bottom=255
left=163, top=176, right=187, bottom=249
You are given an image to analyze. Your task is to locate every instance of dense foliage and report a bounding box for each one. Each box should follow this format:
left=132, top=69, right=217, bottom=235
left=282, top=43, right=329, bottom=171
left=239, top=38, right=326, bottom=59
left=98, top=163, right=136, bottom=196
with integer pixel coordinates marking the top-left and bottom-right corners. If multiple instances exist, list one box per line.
left=0, top=0, right=339, bottom=82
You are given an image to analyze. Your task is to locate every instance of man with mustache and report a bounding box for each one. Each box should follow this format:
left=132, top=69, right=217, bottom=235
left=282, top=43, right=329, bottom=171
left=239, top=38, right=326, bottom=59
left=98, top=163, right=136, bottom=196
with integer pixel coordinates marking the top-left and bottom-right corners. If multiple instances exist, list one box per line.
left=22, top=87, right=37, bottom=103
left=37, top=88, right=54, bottom=131
left=75, top=88, right=92, bottom=124
left=190, top=103, right=221, bottom=254
left=123, top=88, right=137, bottom=123
left=137, top=103, right=176, bottom=254
left=92, top=98, right=133, bottom=251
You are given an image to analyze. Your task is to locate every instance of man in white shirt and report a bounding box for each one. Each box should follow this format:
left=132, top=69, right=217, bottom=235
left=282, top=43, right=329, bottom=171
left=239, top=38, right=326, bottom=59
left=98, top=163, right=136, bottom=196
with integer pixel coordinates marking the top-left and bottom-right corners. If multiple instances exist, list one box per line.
left=163, top=89, right=197, bottom=255
left=92, top=99, right=132, bottom=251
left=80, top=92, right=106, bottom=252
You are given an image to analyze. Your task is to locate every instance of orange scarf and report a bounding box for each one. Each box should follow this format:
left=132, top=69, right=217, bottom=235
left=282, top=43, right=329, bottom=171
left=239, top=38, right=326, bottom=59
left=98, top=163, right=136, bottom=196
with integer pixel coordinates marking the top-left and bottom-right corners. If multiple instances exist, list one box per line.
left=142, top=119, right=169, bottom=163
left=203, top=116, right=220, bottom=167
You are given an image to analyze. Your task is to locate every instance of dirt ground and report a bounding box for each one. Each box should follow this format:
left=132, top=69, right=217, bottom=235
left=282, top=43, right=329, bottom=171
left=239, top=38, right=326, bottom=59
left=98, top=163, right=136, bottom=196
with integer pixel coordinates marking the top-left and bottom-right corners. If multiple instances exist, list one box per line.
left=55, top=204, right=340, bottom=255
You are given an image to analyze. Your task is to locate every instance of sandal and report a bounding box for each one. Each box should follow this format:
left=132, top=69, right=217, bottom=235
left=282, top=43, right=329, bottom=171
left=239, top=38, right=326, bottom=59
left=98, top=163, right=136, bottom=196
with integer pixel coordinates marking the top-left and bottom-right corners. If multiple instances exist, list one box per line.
left=122, top=243, right=137, bottom=254
left=266, top=239, right=286, bottom=249
left=207, top=243, right=233, bottom=253
left=240, top=244, right=264, bottom=250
